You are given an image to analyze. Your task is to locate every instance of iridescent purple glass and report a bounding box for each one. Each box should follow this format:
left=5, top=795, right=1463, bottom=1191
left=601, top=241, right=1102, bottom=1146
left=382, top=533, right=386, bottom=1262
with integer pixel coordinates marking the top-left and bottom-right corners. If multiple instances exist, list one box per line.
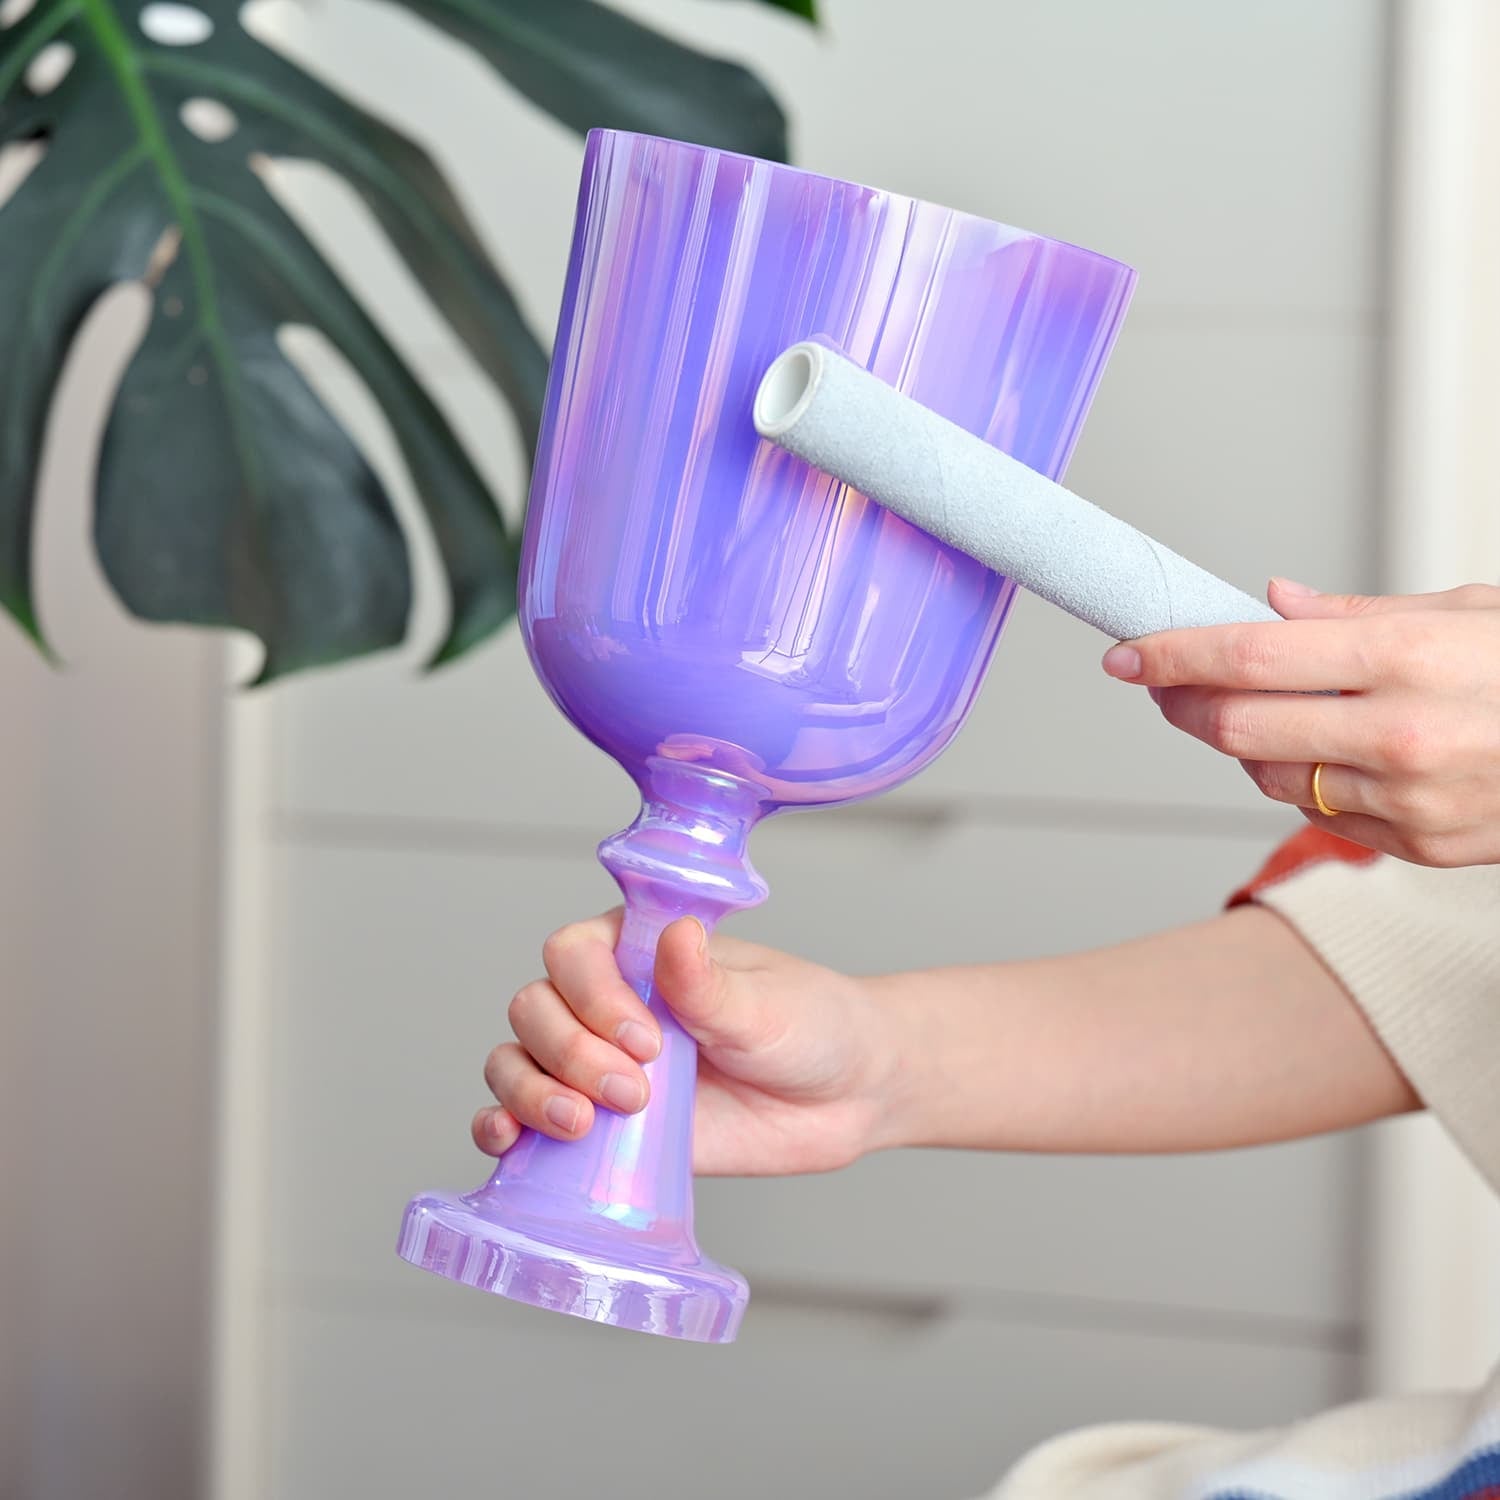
left=397, top=130, right=1136, bottom=1342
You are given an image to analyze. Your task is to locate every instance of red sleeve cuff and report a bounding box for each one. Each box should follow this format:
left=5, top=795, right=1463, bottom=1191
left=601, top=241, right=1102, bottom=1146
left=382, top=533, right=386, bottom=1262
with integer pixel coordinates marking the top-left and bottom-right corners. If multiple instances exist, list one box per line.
left=1228, top=825, right=1381, bottom=909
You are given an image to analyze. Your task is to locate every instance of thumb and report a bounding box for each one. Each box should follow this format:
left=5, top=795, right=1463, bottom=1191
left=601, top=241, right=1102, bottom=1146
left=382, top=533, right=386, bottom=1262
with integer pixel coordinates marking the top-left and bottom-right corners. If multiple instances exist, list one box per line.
left=653, top=916, right=762, bottom=1051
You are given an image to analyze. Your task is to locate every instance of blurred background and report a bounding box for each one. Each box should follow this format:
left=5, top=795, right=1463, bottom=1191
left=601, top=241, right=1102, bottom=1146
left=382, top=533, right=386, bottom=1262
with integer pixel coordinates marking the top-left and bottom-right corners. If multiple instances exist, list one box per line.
left=4, top=1, right=1499, bottom=1497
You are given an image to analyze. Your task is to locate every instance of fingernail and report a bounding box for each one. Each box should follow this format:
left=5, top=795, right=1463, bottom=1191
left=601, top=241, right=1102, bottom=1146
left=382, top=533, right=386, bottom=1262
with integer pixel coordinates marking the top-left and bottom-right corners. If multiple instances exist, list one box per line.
left=1272, top=577, right=1320, bottom=597
left=688, top=916, right=709, bottom=958
left=616, top=1019, right=661, bottom=1061
left=1102, top=645, right=1143, bottom=680
left=487, top=1109, right=513, bottom=1142
left=544, top=1096, right=581, bottom=1132
left=1147, top=685, right=1162, bottom=706
left=600, top=1073, right=644, bottom=1113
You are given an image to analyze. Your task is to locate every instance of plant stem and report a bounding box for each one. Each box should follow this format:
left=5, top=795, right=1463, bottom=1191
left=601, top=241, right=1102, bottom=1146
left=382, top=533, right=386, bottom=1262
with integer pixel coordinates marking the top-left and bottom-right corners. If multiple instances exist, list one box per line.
left=74, top=0, right=262, bottom=500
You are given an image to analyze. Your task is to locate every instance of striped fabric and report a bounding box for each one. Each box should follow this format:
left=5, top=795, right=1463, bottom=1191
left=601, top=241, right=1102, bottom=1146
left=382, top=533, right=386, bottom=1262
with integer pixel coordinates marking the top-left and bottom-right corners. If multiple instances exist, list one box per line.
left=1210, top=1447, right=1500, bottom=1500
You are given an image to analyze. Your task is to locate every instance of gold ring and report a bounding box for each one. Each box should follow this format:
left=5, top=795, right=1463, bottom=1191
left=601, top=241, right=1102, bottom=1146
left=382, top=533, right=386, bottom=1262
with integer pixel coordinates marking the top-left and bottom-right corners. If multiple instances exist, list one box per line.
left=1311, top=762, right=1340, bottom=818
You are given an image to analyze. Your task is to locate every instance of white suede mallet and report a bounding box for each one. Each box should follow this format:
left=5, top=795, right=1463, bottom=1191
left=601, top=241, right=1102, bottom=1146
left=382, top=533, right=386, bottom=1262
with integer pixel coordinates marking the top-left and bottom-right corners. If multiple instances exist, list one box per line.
left=753, top=341, right=1277, bottom=639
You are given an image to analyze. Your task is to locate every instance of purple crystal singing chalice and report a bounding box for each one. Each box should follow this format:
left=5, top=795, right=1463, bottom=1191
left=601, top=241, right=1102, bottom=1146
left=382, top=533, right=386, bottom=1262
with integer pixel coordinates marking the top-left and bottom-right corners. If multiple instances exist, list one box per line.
left=397, top=129, right=1135, bottom=1342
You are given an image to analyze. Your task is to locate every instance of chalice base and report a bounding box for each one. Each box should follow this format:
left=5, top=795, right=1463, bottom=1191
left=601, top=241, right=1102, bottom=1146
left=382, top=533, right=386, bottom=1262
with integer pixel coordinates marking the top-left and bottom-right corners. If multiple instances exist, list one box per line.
left=397, top=1188, right=748, bottom=1344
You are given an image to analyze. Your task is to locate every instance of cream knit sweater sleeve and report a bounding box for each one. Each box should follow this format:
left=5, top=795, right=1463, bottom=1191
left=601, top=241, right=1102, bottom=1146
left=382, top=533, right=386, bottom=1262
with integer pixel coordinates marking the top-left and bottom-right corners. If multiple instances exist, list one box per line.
left=1257, top=854, right=1500, bottom=1195
left=990, top=854, right=1500, bottom=1500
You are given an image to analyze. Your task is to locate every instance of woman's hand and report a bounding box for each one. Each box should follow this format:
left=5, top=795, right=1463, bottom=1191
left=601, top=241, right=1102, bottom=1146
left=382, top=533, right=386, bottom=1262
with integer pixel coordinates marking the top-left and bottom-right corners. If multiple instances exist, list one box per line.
left=473, top=910, right=898, bottom=1176
left=1102, top=579, right=1500, bottom=867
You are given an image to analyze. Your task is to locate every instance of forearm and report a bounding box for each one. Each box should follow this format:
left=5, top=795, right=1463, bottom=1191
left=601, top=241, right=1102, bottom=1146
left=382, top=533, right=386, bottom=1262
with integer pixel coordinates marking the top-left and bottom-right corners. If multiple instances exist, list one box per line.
left=868, top=905, right=1420, bottom=1155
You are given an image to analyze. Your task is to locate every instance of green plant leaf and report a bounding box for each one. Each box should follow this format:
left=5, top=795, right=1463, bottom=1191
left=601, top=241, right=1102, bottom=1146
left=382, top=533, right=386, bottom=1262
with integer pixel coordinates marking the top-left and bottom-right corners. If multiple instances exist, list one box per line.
left=402, top=0, right=791, bottom=159
left=0, top=0, right=530, bottom=674
left=749, top=0, right=818, bottom=19
left=0, top=0, right=796, bottom=675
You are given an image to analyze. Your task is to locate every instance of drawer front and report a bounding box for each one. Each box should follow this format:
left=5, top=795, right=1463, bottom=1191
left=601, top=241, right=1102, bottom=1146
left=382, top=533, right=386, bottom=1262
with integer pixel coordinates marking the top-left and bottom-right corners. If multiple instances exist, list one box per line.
left=266, top=1293, right=1355, bottom=1500
left=267, top=817, right=1357, bottom=1327
left=268, top=320, right=1377, bottom=828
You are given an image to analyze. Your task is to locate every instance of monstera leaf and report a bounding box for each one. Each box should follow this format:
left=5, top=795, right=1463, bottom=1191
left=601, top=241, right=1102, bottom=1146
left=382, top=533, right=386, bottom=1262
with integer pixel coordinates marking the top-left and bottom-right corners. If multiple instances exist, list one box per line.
left=761, top=0, right=815, bottom=13
left=0, top=0, right=811, bottom=678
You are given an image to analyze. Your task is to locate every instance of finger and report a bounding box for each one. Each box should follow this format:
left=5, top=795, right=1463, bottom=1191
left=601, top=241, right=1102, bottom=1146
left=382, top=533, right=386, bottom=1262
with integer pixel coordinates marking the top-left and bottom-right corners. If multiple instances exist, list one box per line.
left=654, top=916, right=772, bottom=1052
left=1294, top=806, right=1470, bottom=868
left=1104, top=619, right=1376, bottom=693
left=507, top=980, right=650, bottom=1116
left=1239, top=759, right=1385, bottom=818
left=483, top=1040, right=594, bottom=1139
left=1270, top=579, right=1500, bottom=620
left=541, top=920, right=662, bottom=1063
left=1294, top=806, right=1396, bottom=858
left=1154, top=686, right=1375, bottom=765
left=471, top=1105, right=522, bottom=1156
left=540, top=908, right=625, bottom=954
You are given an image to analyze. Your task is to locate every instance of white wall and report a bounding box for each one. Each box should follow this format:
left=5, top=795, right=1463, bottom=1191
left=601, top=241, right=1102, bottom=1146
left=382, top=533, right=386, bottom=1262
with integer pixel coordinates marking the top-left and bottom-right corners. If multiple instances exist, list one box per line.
left=0, top=294, right=225, bottom=1500
left=217, top=3, right=1394, bottom=1497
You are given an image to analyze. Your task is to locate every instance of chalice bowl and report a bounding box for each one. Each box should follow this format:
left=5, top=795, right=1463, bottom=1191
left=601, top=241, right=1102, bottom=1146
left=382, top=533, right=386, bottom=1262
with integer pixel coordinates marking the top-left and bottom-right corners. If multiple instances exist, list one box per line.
left=397, top=130, right=1136, bottom=1342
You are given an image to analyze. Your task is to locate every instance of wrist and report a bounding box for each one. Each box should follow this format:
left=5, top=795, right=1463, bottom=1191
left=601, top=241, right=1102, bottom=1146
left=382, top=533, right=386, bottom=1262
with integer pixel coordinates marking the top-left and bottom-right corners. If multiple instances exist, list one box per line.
left=855, top=970, right=942, bottom=1154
